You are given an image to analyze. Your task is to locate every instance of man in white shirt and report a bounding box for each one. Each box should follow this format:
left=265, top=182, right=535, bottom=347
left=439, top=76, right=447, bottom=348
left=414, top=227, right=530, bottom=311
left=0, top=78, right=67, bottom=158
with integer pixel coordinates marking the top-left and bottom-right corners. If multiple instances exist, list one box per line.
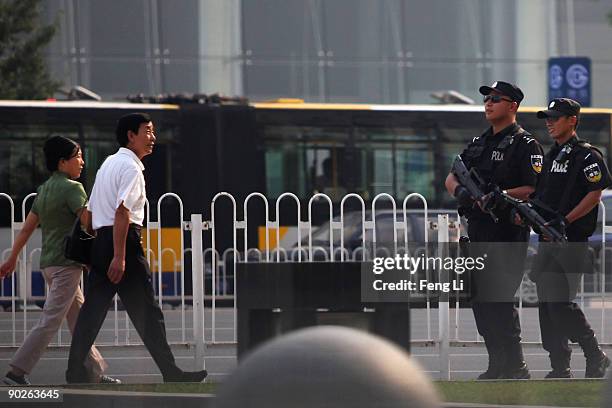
left=66, top=113, right=207, bottom=383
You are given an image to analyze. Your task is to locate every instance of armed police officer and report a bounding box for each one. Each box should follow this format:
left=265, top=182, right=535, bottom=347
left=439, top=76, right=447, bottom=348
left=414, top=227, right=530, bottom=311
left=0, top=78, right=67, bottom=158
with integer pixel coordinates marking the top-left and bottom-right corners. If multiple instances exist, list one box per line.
left=530, top=98, right=611, bottom=378
left=445, top=81, right=543, bottom=379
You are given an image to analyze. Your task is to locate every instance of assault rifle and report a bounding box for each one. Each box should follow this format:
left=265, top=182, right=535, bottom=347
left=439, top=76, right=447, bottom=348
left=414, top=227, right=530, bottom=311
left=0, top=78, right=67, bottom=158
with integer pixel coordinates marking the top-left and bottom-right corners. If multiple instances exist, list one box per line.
left=451, top=155, right=499, bottom=222
left=496, top=191, right=568, bottom=243
left=451, top=155, right=567, bottom=242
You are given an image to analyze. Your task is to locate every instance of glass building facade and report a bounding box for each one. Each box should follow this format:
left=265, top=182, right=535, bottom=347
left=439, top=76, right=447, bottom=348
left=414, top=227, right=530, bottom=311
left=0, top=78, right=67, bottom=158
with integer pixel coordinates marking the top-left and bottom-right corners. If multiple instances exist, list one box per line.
left=41, top=0, right=612, bottom=107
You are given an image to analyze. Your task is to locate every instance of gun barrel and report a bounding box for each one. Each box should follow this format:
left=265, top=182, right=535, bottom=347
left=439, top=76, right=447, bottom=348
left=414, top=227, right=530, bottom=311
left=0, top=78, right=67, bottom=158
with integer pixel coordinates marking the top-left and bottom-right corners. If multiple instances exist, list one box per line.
left=499, top=193, right=567, bottom=243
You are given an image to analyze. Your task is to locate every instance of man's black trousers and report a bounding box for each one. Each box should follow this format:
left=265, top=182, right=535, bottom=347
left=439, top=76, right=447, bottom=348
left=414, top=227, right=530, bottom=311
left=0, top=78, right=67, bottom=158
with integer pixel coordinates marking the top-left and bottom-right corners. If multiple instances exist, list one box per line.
left=467, top=219, right=529, bottom=351
left=66, top=225, right=181, bottom=382
left=533, top=240, right=594, bottom=364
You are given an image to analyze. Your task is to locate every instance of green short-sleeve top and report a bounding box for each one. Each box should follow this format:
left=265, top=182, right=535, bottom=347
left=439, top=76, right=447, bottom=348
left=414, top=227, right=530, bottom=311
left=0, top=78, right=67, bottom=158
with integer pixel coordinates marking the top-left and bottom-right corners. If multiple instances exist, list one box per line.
left=30, top=172, right=87, bottom=268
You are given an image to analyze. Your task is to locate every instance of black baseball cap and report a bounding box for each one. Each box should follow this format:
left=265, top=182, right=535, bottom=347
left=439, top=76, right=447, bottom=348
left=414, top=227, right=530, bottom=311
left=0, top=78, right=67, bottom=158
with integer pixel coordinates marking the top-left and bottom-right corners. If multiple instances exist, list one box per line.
left=479, top=81, right=524, bottom=103
left=537, top=98, right=581, bottom=119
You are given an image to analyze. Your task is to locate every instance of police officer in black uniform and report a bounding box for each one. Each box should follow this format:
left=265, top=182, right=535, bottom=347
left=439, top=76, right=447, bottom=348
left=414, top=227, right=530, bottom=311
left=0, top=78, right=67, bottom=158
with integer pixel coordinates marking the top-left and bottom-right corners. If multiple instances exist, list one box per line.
left=445, top=81, right=543, bottom=379
left=530, top=98, right=611, bottom=378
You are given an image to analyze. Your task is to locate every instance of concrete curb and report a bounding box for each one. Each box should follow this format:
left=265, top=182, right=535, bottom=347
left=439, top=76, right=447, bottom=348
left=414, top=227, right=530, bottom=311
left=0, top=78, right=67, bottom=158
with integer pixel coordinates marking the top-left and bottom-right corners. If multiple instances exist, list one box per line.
left=61, top=388, right=214, bottom=408
left=444, top=403, right=585, bottom=408
left=59, top=390, right=583, bottom=408
left=8, top=387, right=586, bottom=408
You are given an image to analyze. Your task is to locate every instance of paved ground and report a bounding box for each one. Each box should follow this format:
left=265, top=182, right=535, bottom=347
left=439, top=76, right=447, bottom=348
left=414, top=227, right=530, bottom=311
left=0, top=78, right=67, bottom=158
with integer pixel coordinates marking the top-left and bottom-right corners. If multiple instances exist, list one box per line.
left=0, top=303, right=611, bottom=384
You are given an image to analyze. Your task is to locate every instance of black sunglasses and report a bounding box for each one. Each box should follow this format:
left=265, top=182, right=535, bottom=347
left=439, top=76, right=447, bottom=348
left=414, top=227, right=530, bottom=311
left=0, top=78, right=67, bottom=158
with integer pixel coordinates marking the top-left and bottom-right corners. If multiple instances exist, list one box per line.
left=483, top=95, right=514, bottom=104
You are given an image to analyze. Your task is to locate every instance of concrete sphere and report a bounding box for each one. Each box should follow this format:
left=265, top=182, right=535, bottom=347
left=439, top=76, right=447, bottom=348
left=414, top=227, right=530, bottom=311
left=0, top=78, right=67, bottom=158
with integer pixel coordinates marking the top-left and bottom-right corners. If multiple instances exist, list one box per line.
left=215, top=325, right=440, bottom=408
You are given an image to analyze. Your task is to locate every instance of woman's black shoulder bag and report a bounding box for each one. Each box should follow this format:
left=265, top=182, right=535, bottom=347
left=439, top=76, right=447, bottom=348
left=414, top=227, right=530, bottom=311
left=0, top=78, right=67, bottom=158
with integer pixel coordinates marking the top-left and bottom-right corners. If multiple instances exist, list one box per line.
left=64, top=211, right=94, bottom=264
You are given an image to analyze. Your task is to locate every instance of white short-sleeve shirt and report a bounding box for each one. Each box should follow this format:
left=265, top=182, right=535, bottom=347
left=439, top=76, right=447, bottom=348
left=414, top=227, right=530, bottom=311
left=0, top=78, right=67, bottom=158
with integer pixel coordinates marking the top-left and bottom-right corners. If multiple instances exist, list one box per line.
left=88, top=147, right=147, bottom=230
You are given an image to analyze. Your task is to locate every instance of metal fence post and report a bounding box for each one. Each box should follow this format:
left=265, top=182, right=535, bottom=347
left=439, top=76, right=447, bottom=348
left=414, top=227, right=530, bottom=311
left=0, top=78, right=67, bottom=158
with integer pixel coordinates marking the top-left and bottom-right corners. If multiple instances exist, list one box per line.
left=190, top=214, right=206, bottom=370
left=438, top=214, right=450, bottom=380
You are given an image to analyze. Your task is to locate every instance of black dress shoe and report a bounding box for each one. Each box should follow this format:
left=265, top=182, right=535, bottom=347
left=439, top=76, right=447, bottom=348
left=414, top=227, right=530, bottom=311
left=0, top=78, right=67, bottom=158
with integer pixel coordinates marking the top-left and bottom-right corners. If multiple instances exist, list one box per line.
left=164, top=369, right=208, bottom=383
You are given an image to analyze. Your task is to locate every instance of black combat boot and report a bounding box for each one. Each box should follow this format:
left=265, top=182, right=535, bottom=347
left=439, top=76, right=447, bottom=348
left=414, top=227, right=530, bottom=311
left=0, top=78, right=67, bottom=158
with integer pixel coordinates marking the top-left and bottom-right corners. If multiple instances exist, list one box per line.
left=477, top=348, right=505, bottom=380
left=545, top=355, right=573, bottom=379
left=579, top=335, right=610, bottom=378
left=500, top=343, right=530, bottom=379
left=545, top=368, right=573, bottom=379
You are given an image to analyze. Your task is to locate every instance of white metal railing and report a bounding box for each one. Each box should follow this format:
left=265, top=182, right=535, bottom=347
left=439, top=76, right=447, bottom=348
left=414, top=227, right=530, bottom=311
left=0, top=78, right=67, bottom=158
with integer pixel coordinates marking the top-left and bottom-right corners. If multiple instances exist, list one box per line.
left=438, top=214, right=450, bottom=380
left=2, top=190, right=611, bottom=380
left=188, top=191, right=612, bottom=378
left=191, top=191, right=434, bottom=348
left=0, top=193, right=191, bottom=348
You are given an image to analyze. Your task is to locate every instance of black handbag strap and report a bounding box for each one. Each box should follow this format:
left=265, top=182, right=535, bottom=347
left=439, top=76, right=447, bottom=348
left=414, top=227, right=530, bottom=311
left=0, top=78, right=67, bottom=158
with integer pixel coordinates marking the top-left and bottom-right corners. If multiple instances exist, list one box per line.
left=69, top=212, right=83, bottom=236
left=64, top=203, right=94, bottom=265
left=72, top=202, right=89, bottom=231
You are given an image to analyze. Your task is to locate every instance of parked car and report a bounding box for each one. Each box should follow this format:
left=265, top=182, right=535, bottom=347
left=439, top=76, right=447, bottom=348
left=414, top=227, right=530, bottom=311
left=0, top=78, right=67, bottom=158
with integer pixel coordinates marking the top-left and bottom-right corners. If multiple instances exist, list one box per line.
left=299, top=209, right=463, bottom=260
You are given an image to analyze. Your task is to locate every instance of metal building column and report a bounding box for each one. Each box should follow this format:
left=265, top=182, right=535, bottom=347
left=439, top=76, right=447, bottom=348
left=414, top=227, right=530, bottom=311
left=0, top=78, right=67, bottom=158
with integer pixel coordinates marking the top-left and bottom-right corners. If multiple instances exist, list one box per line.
left=198, top=0, right=243, bottom=95
left=515, top=0, right=552, bottom=105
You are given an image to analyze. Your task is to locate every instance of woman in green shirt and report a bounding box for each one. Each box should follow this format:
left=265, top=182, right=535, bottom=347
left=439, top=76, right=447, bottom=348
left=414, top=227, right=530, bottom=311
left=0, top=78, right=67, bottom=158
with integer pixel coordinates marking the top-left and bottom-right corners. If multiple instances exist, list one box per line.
left=0, top=136, right=119, bottom=385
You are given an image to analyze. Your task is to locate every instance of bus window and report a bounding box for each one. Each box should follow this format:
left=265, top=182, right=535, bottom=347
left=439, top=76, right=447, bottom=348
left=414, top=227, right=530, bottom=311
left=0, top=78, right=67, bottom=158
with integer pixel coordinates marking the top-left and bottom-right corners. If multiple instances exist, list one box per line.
left=372, top=149, right=393, bottom=196
left=0, top=123, right=79, bottom=203
left=396, top=147, right=434, bottom=200
left=81, top=140, right=117, bottom=190
left=262, top=124, right=349, bottom=199
left=310, top=150, right=348, bottom=202
left=265, top=146, right=307, bottom=198
left=355, top=126, right=435, bottom=201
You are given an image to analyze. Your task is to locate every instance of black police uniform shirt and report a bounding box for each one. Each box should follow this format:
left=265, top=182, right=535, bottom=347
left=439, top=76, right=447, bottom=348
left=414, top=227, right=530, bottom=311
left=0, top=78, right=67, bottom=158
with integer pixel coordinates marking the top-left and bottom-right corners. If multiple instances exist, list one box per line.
left=535, top=135, right=612, bottom=239
left=459, top=122, right=544, bottom=222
